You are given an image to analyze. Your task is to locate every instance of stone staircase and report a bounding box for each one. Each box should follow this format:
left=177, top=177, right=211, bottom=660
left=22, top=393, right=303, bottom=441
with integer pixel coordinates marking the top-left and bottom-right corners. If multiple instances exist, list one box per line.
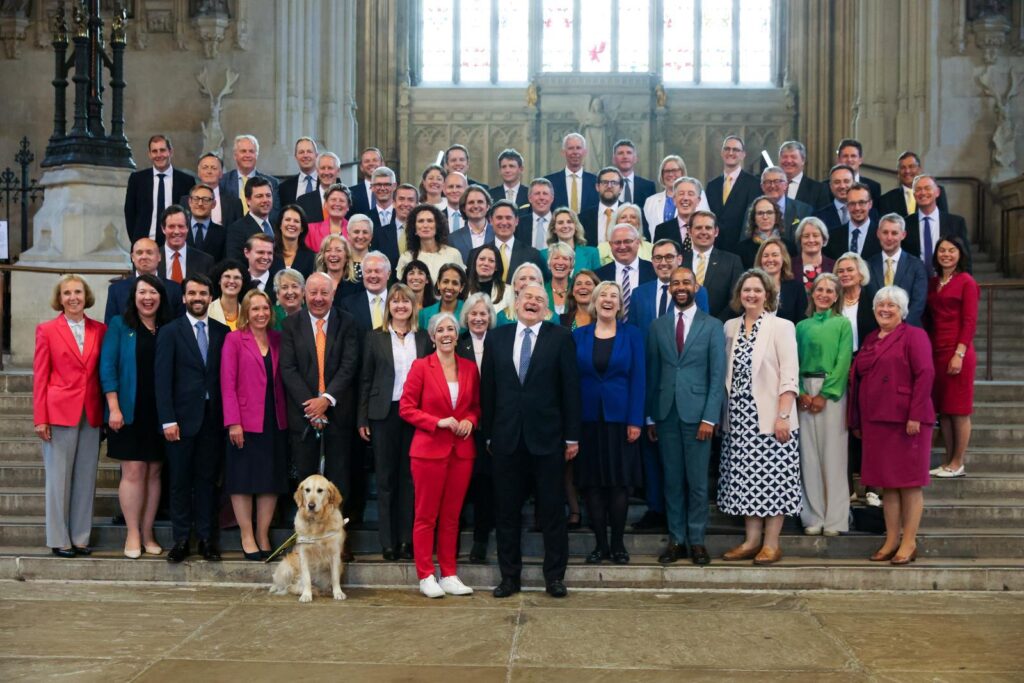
left=2, top=246, right=1022, bottom=591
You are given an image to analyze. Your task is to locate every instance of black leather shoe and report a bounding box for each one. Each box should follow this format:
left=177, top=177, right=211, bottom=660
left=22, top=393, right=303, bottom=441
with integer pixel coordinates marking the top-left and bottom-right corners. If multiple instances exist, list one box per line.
left=468, top=542, right=487, bottom=564
left=72, top=546, right=92, bottom=556
left=492, top=578, right=521, bottom=598
left=166, top=541, right=190, bottom=563
left=242, top=550, right=261, bottom=561
left=198, top=540, right=222, bottom=562
left=586, top=548, right=610, bottom=564
left=51, top=547, right=76, bottom=558
left=632, top=511, right=667, bottom=532
left=382, top=547, right=397, bottom=561
left=657, top=542, right=687, bottom=564
left=545, top=580, right=568, bottom=598
left=611, top=549, right=630, bottom=565
left=398, top=542, right=413, bottom=560
left=690, top=544, right=711, bottom=566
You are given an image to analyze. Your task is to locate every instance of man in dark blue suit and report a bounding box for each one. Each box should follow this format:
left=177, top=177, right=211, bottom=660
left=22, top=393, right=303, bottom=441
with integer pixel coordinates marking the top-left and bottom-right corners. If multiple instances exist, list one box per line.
left=543, top=133, right=598, bottom=214
left=481, top=284, right=581, bottom=598
left=612, top=139, right=657, bottom=219
left=646, top=266, right=726, bottom=565
left=225, top=177, right=278, bottom=264
left=869, top=214, right=928, bottom=327
left=154, top=274, right=229, bottom=562
left=219, top=134, right=280, bottom=215
left=123, top=134, right=195, bottom=246
left=779, top=140, right=830, bottom=210
left=705, top=136, right=762, bottom=253
left=278, top=136, right=320, bottom=207
left=813, top=164, right=856, bottom=232
left=105, top=237, right=184, bottom=323
left=449, top=185, right=494, bottom=263
left=338, top=252, right=391, bottom=334
left=349, top=147, right=383, bottom=216
left=185, top=183, right=226, bottom=262
left=835, top=139, right=882, bottom=205
left=367, top=167, right=401, bottom=270
left=489, top=148, right=529, bottom=209
left=901, top=175, right=972, bottom=274
left=684, top=211, right=745, bottom=320
left=824, top=184, right=883, bottom=261
left=595, top=224, right=657, bottom=324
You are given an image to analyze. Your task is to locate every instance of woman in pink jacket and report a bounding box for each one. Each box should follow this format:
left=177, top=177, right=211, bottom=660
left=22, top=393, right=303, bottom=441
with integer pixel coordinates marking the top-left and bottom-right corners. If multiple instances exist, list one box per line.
left=221, top=289, right=289, bottom=560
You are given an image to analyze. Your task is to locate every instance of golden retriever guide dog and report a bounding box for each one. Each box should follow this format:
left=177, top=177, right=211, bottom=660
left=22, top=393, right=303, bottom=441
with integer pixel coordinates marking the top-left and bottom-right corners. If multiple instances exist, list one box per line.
left=270, top=475, right=347, bottom=603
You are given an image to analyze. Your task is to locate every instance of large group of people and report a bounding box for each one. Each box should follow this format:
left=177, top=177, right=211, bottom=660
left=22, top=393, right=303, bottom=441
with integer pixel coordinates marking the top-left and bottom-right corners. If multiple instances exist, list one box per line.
left=31, top=131, right=979, bottom=597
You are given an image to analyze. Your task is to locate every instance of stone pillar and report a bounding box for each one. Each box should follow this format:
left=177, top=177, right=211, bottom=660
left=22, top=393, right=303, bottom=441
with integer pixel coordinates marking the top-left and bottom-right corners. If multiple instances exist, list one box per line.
left=356, top=0, right=405, bottom=173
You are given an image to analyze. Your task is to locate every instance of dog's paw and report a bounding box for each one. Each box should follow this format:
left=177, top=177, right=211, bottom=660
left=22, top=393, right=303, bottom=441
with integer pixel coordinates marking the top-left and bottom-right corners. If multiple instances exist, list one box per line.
left=333, top=589, right=347, bottom=601
left=299, top=591, right=313, bottom=603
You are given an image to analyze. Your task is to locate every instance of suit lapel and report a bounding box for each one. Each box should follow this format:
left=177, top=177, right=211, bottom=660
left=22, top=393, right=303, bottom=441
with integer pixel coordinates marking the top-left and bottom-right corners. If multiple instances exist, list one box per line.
left=427, top=354, right=450, bottom=405
left=750, top=315, right=770, bottom=377
left=240, top=330, right=267, bottom=379
left=679, top=312, right=704, bottom=363
left=181, top=317, right=205, bottom=365
left=81, top=319, right=99, bottom=365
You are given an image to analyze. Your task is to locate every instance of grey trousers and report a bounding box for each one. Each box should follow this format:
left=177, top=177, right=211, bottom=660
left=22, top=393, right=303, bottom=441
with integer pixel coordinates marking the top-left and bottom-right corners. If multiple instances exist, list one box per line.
left=42, top=416, right=100, bottom=548
left=798, top=377, right=850, bottom=533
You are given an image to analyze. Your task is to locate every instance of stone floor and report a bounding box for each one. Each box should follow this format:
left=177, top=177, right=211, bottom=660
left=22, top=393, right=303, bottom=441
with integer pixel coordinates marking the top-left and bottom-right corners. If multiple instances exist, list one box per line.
left=1, top=581, right=1022, bottom=681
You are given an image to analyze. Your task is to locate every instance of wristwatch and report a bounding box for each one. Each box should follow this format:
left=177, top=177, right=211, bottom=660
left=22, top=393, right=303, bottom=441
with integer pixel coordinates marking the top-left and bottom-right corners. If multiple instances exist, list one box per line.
left=779, top=412, right=790, bottom=420
left=956, top=350, right=966, bottom=358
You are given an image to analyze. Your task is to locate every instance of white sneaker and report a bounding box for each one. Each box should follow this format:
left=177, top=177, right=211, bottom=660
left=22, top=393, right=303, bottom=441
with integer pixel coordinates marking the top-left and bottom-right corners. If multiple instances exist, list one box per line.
left=934, top=465, right=965, bottom=478
left=929, top=465, right=944, bottom=475
left=439, top=575, right=474, bottom=596
left=419, top=575, right=445, bottom=598
left=823, top=529, right=841, bottom=537
left=865, top=492, right=882, bottom=507
left=803, top=526, right=822, bottom=536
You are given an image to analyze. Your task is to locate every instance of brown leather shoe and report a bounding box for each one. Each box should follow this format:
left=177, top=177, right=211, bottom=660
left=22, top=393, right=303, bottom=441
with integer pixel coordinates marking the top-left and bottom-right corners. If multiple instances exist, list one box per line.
left=890, top=548, right=917, bottom=565
left=753, top=546, right=783, bottom=565
left=722, top=544, right=760, bottom=561
left=869, top=547, right=897, bottom=562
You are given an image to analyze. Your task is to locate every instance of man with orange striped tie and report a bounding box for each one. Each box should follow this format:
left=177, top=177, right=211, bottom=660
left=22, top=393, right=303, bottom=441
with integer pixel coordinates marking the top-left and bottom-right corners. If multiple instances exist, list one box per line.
left=160, top=206, right=214, bottom=283
left=280, top=271, right=360, bottom=559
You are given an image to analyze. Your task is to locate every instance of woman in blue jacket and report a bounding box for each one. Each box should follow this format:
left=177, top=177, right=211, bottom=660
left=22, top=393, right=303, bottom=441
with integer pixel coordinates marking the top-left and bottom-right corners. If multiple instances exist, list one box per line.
left=100, top=274, right=172, bottom=559
left=573, top=281, right=645, bottom=565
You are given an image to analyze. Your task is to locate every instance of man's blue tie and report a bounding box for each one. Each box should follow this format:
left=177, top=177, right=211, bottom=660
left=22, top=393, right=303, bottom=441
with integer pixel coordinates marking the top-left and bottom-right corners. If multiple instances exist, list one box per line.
left=518, top=328, right=533, bottom=385
left=850, top=228, right=861, bottom=254
left=923, top=216, right=934, bottom=270
left=196, top=321, right=208, bottom=364
left=663, top=196, right=675, bottom=222
left=262, top=219, right=273, bottom=236
left=304, top=175, right=314, bottom=195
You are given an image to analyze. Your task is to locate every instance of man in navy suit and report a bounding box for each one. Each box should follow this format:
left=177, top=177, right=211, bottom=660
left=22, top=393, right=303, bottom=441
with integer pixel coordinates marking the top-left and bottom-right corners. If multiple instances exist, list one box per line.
left=835, top=139, right=882, bottom=205
left=544, top=133, right=598, bottom=214
left=595, top=224, right=656, bottom=323
left=646, top=266, right=725, bottom=565
left=278, top=136, right=320, bottom=207
left=902, top=175, right=972, bottom=274
left=296, top=152, right=342, bottom=223
left=155, top=274, right=230, bottom=562
left=481, top=283, right=581, bottom=598
left=104, top=237, right=184, bottom=323
left=705, top=135, right=762, bottom=253
left=160, top=206, right=214, bottom=282
left=220, top=134, right=280, bottom=215
left=491, top=200, right=547, bottom=283
left=516, top=178, right=556, bottom=249
left=338, top=252, right=390, bottom=334
left=243, top=233, right=280, bottom=304
left=579, top=167, right=626, bottom=247
left=824, top=184, right=882, bottom=261
left=813, top=164, right=856, bottom=231
left=124, top=134, right=195, bottom=245
left=368, top=167, right=401, bottom=269
left=869, top=214, right=928, bottom=327
left=757, top=166, right=814, bottom=242
left=879, top=151, right=950, bottom=218
left=489, top=148, right=529, bottom=209
left=684, top=211, right=745, bottom=320
left=443, top=143, right=484, bottom=188
left=225, top=176, right=277, bottom=264
left=190, top=153, right=243, bottom=231
left=449, top=185, right=494, bottom=262
left=612, top=138, right=656, bottom=214
left=185, top=183, right=226, bottom=262
left=779, top=140, right=829, bottom=210
left=349, top=147, right=383, bottom=216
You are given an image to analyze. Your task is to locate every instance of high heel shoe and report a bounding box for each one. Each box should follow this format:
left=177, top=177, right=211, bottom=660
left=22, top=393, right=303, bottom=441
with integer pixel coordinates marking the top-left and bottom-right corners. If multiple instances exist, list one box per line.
left=869, top=547, right=897, bottom=562
left=242, top=548, right=262, bottom=561
left=890, top=548, right=918, bottom=565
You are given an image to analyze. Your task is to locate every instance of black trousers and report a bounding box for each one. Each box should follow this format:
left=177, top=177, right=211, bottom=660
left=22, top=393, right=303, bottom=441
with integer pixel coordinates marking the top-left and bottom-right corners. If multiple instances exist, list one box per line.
left=493, top=438, right=568, bottom=584
left=291, top=419, right=351, bottom=507
left=370, top=401, right=414, bottom=548
left=467, top=431, right=495, bottom=543
left=165, top=401, right=223, bottom=543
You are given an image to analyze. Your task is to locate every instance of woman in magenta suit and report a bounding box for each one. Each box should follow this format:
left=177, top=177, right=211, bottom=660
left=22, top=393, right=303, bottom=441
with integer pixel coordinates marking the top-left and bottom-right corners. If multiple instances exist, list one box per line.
left=925, top=237, right=979, bottom=479
left=848, top=286, right=935, bottom=565
left=399, top=311, right=480, bottom=598
left=221, top=289, right=289, bottom=560
left=304, top=184, right=351, bottom=251
left=33, top=275, right=107, bottom=557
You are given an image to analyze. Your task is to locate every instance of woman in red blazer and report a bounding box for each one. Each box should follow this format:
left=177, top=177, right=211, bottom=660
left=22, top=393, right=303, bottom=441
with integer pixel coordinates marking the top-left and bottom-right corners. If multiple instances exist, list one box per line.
left=221, top=290, right=289, bottom=560
left=33, top=275, right=107, bottom=557
left=400, top=311, right=480, bottom=598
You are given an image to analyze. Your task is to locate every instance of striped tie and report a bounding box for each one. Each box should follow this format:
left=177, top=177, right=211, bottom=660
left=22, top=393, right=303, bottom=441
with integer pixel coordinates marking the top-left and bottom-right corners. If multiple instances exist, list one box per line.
left=621, top=265, right=632, bottom=321
left=695, top=252, right=707, bottom=285
left=570, top=174, right=579, bottom=213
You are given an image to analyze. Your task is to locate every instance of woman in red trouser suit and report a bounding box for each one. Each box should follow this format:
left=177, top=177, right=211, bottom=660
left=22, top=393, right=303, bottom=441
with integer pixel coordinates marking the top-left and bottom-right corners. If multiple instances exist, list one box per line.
left=400, top=311, right=480, bottom=598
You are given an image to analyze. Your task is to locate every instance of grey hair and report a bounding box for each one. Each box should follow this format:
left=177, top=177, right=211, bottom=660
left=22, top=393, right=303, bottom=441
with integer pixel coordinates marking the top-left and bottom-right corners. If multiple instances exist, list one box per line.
left=546, top=241, right=576, bottom=263
left=872, top=285, right=910, bottom=320
left=608, top=222, right=640, bottom=242
left=835, top=252, right=871, bottom=287
left=779, top=140, right=807, bottom=160
left=233, top=134, right=259, bottom=154
left=460, top=292, right=497, bottom=330
left=316, top=151, right=341, bottom=167
left=795, top=216, right=830, bottom=246
left=372, top=166, right=396, bottom=183
left=879, top=212, right=907, bottom=233
left=361, top=249, right=391, bottom=272
left=562, top=132, right=587, bottom=149
left=511, top=262, right=544, bottom=289
left=347, top=213, right=375, bottom=237
left=761, top=165, right=786, bottom=181
left=273, top=267, right=306, bottom=290
left=305, top=271, right=336, bottom=292
left=427, top=311, right=460, bottom=339
left=672, top=176, right=704, bottom=196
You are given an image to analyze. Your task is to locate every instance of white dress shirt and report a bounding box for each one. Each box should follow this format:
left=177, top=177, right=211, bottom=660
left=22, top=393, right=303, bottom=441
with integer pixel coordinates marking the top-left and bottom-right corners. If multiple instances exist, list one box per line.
left=164, top=244, right=186, bottom=279
left=786, top=172, right=804, bottom=200
left=917, top=207, right=941, bottom=261
left=512, top=320, right=543, bottom=377
left=564, top=168, right=583, bottom=207
left=882, top=248, right=903, bottom=284
left=308, top=310, right=337, bottom=406
left=614, top=257, right=641, bottom=294
left=252, top=270, right=270, bottom=291
left=596, top=202, right=622, bottom=243
left=211, top=185, right=223, bottom=225
left=833, top=199, right=849, bottom=225
left=503, top=184, right=522, bottom=203
left=531, top=212, right=552, bottom=250
left=150, top=166, right=175, bottom=238
left=389, top=328, right=418, bottom=401
left=470, top=332, right=486, bottom=370
left=298, top=173, right=318, bottom=197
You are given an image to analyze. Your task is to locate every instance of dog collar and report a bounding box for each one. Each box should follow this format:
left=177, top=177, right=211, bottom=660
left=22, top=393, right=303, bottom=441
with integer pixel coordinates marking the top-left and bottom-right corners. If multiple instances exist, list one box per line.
left=296, top=530, right=342, bottom=545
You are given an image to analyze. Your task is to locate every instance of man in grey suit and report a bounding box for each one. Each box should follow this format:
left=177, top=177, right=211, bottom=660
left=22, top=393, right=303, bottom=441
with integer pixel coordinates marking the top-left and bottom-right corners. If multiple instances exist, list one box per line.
left=448, top=185, right=494, bottom=262
left=220, top=134, right=280, bottom=214
left=646, top=266, right=726, bottom=566
left=757, top=166, right=813, bottom=242
left=868, top=213, right=928, bottom=327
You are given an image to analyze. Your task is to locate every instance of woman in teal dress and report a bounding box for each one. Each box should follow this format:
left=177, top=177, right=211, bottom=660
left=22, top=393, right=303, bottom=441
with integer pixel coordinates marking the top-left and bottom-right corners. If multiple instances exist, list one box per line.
left=418, top=263, right=466, bottom=332
left=540, top=207, right=601, bottom=275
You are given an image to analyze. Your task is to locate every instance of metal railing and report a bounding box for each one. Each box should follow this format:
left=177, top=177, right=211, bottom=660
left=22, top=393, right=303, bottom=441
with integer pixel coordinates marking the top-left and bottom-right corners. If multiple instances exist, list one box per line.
left=978, top=280, right=1024, bottom=381
left=0, top=264, right=131, bottom=371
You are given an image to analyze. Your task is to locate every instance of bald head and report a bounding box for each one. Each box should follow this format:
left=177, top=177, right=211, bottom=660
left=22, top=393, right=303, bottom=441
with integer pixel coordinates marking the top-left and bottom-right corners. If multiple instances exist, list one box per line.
left=131, top=238, right=161, bottom=275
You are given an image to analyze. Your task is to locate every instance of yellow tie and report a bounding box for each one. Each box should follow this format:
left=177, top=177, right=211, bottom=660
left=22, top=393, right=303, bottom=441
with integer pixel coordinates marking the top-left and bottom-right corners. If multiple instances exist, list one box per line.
left=570, top=174, right=579, bottom=214
left=885, top=257, right=895, bottom=287
left=315, top=319, right=326, bottom=394
left=371, top=295, right=383, bottom=329
left=604, top=207, right=613, bottom=231
left=239, top=175, right=249, bottom=214
left=500, top=243, right=510, bottom=281
left=905, top=187, right=916, bottom=214
left=696, top=252, right=707, bottom=285
left=722, top=175, right=733, bottom=204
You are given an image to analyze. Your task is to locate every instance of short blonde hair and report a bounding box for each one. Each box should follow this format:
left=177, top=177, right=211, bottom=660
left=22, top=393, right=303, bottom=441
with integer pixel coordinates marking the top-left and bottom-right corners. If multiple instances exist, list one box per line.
left=835, top=252, right=871, bottom=288
left=237, top=289, right=276, bottom=330
left=50, top=274, right=95, bottom=311
left=587, top=280, right=624, bottom=320
left=730, top=268, right=779, bottom=314
left=385, top=283, right=420, bottom=331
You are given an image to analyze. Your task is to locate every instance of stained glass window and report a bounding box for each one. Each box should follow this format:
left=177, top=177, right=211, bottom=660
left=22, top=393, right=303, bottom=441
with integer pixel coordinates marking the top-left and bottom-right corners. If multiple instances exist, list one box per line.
left=417, top=0, right=775, bottom=87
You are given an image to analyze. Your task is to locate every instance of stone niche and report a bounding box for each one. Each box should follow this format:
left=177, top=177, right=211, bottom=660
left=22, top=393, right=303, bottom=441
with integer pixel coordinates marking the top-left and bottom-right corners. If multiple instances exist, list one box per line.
left=398, top=72, right=793, bottom=187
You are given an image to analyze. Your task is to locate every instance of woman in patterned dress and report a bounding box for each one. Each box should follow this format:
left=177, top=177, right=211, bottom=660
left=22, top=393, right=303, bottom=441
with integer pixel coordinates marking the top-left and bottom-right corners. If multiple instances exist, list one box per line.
left=718, top=269, right=801, bottom=565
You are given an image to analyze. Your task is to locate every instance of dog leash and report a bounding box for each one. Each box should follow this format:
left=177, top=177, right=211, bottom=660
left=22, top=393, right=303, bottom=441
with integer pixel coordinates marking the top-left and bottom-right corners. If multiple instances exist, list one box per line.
left=266, top=418, right=332, bottom=564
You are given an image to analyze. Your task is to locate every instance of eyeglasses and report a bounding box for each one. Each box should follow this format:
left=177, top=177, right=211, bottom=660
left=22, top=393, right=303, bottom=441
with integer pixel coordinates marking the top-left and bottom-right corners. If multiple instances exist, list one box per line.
left=722, top=147, right=744, bottom=153
left=755, top=210, right=776, bottom=217
left=189, top=196, right=214, bottom=204
left=598, top=180, right=622, bottom=187
left=651, top=254, right=678, bottom=262
left=610, top=239, right=636, bottom=247
left=762, top=179, right=787, bottom=186
left=370, top=183, right=394, bottom=190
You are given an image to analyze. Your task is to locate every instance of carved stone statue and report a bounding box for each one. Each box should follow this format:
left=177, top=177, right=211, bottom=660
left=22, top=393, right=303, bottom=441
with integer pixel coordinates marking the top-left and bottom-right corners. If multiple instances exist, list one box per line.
left=977, top=65, right=1023, bottom=182
left=580, top=96, right=608, bottom=174
left=197, top=67, right=239, bottom=156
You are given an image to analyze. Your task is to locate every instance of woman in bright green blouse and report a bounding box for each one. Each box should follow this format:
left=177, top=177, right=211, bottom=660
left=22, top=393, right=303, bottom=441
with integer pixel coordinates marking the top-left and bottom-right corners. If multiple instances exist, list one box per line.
left=540, top=207, right=602, bottom=275
left=417, top=263, right=466, bottom=332
left=795, top=273, right=853, bottom=537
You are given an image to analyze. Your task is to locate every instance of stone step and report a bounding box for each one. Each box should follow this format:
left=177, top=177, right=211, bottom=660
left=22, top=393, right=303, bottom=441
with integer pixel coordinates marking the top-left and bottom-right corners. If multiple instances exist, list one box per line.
left=0, top=372, right=32, bottom=393
left=0, top=488, right=119, bottom=517
left=972, top=381, right=1024, bottom=402
left=0, top=463, right=121, bottom=488
left=0, top=438, right=43, bottom=462
left=964, top=424, right=1024, bottom=447
left=0, top=415, right=34, bottom=437
left=921, top=499, right=1024, bottom=527
left=969, top=402, right=1024, bottom=423
left=925, top=473, right=1024, bottom=499
left=0, top=393, right=32, bottom=413
left=1, top=552, right=1020, bottom=592
left=930, top=447, right=1024, bottom=473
